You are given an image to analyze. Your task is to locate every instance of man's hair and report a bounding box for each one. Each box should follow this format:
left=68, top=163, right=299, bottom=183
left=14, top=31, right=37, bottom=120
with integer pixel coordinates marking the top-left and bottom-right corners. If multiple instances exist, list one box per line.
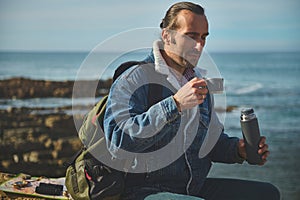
left=160, top=2, right=205, bottom=30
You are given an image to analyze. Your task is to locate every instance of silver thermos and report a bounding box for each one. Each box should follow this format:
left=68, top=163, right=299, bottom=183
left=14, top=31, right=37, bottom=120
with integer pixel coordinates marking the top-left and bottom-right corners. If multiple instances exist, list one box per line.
left=240, top=108, right=263, bottom=165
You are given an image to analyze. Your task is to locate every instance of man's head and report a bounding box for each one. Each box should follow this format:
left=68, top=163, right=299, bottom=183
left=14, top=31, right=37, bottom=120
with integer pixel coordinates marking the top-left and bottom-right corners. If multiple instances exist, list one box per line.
left=160, top=2, right=209, bottom=72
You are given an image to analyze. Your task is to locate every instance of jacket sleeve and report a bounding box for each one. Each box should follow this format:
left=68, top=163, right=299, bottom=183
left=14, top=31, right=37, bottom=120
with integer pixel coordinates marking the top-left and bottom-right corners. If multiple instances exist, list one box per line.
left=103, top=67, right=180, bottom=158
left=209, top=131, right=244, bottom=164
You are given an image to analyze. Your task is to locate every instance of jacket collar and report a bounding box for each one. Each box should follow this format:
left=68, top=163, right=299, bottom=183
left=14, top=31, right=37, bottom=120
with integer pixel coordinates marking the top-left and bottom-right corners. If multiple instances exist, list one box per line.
left=143, top=40, right=181, bottom=89
left=143, top=40, right=207, bottom=88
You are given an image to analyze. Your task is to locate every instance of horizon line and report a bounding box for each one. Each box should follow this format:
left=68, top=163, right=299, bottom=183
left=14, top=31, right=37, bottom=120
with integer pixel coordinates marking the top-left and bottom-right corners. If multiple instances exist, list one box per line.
left=1, top=49, right=299, bottom=54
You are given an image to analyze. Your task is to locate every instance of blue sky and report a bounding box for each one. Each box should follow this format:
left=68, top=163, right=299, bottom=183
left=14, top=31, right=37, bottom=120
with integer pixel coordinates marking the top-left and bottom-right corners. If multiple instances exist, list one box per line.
left=0, top=0, right=299, bottom=52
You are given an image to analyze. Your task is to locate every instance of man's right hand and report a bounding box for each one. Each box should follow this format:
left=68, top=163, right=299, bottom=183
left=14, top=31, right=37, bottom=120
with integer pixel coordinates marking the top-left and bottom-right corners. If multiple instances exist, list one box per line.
left=173, top=77, right=208, bottom=112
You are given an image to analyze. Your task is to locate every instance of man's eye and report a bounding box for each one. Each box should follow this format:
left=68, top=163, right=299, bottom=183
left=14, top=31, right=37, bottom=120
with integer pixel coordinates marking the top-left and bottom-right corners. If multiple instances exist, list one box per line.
left=186, top=34, right=207, bottom=41
left=186, top=34, right=198, bottom=40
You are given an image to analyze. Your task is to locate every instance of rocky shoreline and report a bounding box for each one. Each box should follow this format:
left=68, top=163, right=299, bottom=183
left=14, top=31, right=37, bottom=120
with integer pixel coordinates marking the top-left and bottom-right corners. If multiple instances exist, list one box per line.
left=0, top=106, right=85, bottom=178
left=0, top=77, right=109, bottom=177
left=0, top=77, right=112, bottom=99
left=0, top=77, right=237, bottom=178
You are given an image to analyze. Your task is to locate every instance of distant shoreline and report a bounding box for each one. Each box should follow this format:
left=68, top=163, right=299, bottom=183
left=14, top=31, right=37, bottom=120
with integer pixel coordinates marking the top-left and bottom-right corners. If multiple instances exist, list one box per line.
left=0, top=76, right=238, bottom=113
left=0, top=77, right=112, bottom=99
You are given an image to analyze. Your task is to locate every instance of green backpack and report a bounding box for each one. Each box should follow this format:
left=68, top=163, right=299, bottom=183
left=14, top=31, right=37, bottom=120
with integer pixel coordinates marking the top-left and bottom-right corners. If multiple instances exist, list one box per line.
left=65, top=61, right=163, bottom=200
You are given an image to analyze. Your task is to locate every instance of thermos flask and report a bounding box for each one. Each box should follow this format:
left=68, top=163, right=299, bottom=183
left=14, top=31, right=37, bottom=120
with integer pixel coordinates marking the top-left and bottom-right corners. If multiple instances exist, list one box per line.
left=240, top=108, right=263, bottom=165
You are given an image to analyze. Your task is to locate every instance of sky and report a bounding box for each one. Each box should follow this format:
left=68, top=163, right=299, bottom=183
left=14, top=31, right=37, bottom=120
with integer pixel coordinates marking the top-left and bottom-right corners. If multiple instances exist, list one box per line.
left=0, top=0, right=299, bottom=52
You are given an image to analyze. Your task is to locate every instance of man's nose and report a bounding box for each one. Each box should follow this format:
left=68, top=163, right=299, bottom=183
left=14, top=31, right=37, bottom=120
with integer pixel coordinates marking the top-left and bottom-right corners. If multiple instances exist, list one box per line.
left=194, top=41, right=204, bottom=51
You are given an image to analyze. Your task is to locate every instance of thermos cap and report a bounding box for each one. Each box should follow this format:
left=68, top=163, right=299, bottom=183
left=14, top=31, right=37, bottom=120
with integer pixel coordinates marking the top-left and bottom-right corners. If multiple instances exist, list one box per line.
left=241, top=108, right=254, bottom=116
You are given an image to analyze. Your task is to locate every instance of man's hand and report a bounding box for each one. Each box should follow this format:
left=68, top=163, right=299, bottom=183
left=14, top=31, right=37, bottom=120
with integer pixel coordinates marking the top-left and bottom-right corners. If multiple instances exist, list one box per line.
left=173, top=77, right=208, bottom=112
left=238, top=136, right=270, bottom=165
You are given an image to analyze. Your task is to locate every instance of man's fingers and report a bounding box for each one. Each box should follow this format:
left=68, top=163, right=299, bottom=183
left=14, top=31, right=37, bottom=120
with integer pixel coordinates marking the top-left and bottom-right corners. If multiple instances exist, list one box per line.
left=196, top=93, right=206, bottom=100
left=190, top=78, right=207, bottom=88
left=190, top=79, right=208, bottom=96
left=258, top=151, right=270, bottom=166
left=239, top=139, right=245, bottom=148
left=258, top=144, right=269, bottom=154
left=259, top=136, right=266, bottom=148
left=261, top=151, right=270, bottom=160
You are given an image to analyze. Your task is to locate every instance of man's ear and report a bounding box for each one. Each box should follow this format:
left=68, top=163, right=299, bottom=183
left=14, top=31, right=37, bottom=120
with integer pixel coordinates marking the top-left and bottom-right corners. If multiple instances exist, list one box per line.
left=162, top=28, right=171, bottom=45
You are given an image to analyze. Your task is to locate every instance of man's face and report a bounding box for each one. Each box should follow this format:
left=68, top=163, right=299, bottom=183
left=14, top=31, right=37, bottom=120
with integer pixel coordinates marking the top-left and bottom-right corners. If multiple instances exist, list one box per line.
left=164, top=10, right=209, bottom=68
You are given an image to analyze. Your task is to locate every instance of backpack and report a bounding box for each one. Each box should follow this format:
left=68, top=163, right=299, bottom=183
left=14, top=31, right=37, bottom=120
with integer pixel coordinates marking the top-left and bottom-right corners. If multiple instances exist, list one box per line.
left=65, top=61, right=163, bottom=200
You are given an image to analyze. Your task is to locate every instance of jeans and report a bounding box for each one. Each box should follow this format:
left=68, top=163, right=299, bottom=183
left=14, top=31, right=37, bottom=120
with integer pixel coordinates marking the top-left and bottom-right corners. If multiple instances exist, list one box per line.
left=121, top=178, right=280, bottom=200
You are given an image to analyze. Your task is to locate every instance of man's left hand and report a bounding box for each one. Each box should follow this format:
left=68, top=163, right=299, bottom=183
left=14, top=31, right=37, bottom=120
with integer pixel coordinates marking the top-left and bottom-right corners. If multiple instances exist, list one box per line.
left=238, top=136, right=270, bottom=165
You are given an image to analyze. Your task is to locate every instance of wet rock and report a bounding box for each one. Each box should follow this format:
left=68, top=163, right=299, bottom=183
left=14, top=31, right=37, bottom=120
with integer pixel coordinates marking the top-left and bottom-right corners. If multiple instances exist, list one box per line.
left=0, top=107, right=83, bottom=177
left=226, top=105, right=238, bottom=112
left=0, top=77, right=112, bottom=99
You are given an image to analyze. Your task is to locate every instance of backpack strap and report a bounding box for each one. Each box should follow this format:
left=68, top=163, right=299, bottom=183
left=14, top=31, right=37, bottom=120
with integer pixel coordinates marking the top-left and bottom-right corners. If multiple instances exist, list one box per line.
left=139, top=62, right=177, bottom=109
left=113, top=61, right=146, bottom=82
left=112, top=61, right=166, bottom=108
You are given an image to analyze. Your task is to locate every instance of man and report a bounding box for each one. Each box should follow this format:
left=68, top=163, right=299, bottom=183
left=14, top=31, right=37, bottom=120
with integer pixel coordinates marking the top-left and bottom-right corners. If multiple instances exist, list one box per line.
left=104, top=2, right=280, bottom=199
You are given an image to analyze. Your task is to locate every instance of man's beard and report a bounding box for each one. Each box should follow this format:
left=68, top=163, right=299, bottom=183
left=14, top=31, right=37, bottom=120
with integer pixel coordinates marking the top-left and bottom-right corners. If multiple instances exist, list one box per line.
left=164, top=48, right=201, bottom=70
left=176, top=55, right=199, bottom=69
left=184, top=50, right=202, bottom=67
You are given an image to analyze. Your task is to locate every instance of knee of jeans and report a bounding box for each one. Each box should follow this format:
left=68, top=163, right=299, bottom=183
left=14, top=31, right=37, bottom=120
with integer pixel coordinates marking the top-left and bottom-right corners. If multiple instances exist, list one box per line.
left=264, top=183, right=280, bottom=200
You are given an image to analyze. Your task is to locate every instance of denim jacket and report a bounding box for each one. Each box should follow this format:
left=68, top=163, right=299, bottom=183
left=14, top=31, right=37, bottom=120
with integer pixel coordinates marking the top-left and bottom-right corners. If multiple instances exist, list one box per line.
left=104, top=41, right=244, bottom=196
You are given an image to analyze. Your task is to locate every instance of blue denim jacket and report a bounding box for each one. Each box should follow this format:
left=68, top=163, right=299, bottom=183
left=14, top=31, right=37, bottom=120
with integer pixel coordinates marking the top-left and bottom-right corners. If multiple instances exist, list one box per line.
left=104, top=50, right=243, bottom=196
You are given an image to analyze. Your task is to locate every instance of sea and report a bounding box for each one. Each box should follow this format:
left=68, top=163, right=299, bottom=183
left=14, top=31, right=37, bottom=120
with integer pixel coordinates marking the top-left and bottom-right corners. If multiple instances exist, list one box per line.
left=0, top=51, right=299, bottom=199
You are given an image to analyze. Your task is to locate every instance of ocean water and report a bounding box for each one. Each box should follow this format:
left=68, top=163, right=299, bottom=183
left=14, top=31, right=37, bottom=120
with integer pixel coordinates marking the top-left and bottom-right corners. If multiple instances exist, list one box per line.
left=0, top=51, right=299, bottom=199
left=209, top=52, right=300, bottom=200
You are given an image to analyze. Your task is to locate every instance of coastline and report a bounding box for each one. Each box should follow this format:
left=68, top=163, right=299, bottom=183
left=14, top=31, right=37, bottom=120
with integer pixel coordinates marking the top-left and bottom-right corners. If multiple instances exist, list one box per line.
left=0, top=77, right=237, bottom=177
left=0, top=106, right=83, bottom=177
left=0, top=77, right=101, bottom=177
left=0, top=77, right=112, bottom=99
left=0, top=77, right=90, bottom=177
left=0, top=52, right=299, bottom=199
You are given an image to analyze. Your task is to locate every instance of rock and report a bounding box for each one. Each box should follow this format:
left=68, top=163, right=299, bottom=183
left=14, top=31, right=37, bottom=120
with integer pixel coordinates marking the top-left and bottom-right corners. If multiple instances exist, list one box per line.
left=226, top=105, right=238, bottom=112
left=23, top=151, right=39, bottom=163
left=45, top=116, right=62, bottom=128
left=0, top=77, right=112, bottom=99
left=0, top=106, right=83, bottom=177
